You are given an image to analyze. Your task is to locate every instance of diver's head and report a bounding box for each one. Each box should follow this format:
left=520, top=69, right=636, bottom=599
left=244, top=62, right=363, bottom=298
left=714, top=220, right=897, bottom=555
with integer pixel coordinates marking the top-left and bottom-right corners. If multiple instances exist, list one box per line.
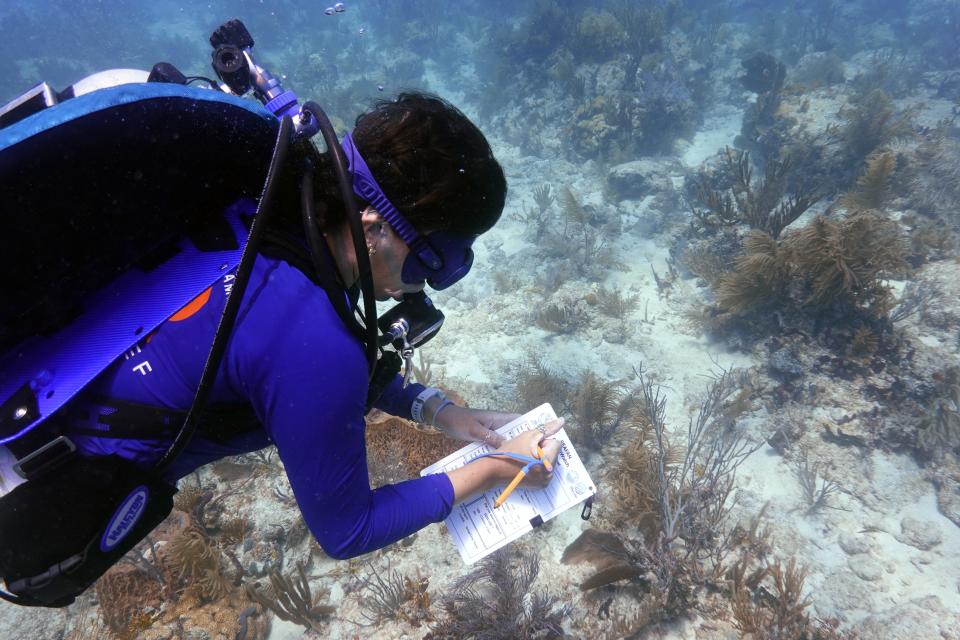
left=357, top=205, right=426, bottom=302
left=345, top=92, right=506, bottom=291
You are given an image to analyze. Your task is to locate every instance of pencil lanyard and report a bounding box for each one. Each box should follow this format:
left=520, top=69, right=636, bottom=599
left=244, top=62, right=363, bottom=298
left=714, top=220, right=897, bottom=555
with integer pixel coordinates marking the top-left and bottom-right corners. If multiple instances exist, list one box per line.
left=473, top=450, right=552, bottom=508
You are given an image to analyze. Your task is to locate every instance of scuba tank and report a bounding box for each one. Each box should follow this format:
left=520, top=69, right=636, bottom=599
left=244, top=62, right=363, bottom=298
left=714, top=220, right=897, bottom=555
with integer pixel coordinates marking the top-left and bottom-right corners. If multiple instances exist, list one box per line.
left=0, top=18, right=445, bottom=607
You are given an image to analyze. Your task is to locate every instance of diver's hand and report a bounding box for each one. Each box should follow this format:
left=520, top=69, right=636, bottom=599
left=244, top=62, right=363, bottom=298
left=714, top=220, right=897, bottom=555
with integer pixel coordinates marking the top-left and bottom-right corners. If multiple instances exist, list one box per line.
left=431, top=405, right=520, bottom=448
left=446, top=417, right=564, bottom=503
left=493, top=417, right=564, bottom=488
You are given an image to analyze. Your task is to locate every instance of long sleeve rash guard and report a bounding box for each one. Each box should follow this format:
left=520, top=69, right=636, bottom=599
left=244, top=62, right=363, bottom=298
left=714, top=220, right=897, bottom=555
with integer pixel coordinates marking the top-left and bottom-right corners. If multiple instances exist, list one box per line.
left=71, top=254, right=455, bottom=559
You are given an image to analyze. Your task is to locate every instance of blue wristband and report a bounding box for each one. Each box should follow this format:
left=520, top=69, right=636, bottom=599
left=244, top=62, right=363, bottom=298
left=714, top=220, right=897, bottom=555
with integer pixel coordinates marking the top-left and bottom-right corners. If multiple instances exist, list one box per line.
left=430, top=399, right=455, bottom=426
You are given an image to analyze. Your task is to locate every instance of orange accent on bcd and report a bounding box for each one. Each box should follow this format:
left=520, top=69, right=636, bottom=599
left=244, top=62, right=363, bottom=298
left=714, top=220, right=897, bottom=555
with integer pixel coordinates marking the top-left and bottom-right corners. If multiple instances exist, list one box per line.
left=169, top=287, right=212, bottom=322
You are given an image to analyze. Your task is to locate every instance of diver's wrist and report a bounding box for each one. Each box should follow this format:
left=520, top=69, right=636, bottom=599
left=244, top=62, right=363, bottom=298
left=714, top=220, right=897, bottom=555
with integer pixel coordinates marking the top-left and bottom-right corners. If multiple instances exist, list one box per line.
left=412, top=387, right=446, bottom=423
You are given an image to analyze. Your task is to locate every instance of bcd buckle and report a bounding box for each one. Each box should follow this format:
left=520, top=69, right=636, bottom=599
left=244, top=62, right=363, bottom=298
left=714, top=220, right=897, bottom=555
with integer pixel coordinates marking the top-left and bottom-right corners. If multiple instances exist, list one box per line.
left=12, top=436, right=76, bottom=480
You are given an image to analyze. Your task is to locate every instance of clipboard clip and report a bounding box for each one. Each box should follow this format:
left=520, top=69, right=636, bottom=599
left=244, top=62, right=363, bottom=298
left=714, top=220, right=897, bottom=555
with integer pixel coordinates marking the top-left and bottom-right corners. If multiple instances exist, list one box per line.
left=581, top=496, right=593, bottom=520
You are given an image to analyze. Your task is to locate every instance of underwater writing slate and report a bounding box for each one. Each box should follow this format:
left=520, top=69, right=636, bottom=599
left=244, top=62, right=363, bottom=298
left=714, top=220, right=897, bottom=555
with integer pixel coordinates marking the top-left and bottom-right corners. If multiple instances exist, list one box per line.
left=421, top=403, right=595, bottom=565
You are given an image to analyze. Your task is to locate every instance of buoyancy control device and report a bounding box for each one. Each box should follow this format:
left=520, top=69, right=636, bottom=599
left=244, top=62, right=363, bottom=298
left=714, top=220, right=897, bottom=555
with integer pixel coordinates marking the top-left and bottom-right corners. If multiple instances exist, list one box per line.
left=0, top=18, right=444, bottom=607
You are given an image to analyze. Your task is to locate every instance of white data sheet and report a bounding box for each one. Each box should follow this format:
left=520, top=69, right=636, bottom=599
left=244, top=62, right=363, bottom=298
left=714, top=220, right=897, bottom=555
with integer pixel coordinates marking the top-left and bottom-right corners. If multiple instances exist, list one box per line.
left=420, top=403, right=595, bottom=564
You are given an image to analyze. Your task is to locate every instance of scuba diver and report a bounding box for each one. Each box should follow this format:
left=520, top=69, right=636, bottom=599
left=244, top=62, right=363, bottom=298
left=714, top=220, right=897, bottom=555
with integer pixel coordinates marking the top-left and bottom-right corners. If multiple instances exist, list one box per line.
left=0, top=19, right=561, bottom=607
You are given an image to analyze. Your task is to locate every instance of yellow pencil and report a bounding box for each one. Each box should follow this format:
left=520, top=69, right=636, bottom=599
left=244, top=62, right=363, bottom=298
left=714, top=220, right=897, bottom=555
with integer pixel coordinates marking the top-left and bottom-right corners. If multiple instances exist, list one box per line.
left=494, top=469, right=527, bottom=508
left=538, top=446, right=553, bottom=473
left=494, top=446, right=552, bottom=508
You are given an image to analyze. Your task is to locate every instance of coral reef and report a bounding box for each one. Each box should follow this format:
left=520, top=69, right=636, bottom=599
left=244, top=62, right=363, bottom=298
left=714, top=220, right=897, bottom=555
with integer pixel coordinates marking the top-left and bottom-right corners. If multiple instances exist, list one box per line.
left=716, top=230, right=790, bottom=315
left=787, top=210, right=907, bottom=311
left=573, top=10, right=628, bottom=63
left=737, top=53, right=790, bottom=162
left=513, top=355, right=568, bottom=412
left=594, top=286, right=640, bottom=319
left=8, top=4, right=960, bottom=640
left=511, top=184, right=555, bottom=241
left=840, top=150, right=897, bottom=211
left=535, top=187, right=623, bottom=278
left=245, top=563, right=335, bottom=633
left=534, top=300, right=587, bottom=335
left=425, top=548, right=569, bottom=639
left=365, top=410, right=464, bottom=486
left=829, top=89, right=915, bottom=165
left=731, top=558, right=817, bottom=638
left=713, top=207, right=907, bottom=326
left=692, top=147, right=816, bottom=239
left=356, top=565, right=432, bottom=627
left=567, top=372, right=637, bottom=451
left=95, top=564, right=165, bottom=638
left=906, top=120, right=960, bottom=225
left=563, top=367, right=760, bottom=632
left=790, top=52, right=846, bottom=89
left=168, top=524, right=231, bottom=602
left=917, top=368, right=960, bottom=462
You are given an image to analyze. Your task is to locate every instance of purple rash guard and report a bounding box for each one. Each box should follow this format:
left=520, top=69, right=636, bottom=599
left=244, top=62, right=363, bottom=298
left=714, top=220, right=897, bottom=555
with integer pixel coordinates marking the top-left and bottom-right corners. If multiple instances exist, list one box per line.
left=70, top=254, right=455, bottom=559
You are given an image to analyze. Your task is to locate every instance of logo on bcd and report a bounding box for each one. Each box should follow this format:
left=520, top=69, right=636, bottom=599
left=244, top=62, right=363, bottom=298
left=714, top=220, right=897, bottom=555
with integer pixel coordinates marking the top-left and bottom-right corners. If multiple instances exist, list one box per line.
left=100, top=486, right=150, bottom=553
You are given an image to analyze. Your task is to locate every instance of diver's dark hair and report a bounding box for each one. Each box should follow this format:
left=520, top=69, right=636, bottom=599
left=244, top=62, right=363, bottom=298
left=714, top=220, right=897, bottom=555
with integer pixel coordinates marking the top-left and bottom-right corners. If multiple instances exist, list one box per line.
left=275, top=92, right=506, bottom=237
left=351, top=92, right=506, bottom=235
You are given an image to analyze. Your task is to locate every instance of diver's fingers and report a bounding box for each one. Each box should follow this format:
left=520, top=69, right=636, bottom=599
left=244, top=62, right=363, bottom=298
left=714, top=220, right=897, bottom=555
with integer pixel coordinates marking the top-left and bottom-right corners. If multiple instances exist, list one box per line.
left=525, top=418, right=564, bottom=457
left=540, top=438, right=561, bottom=467
left=539, top=417, right=564, bottom=438
left=525, top=439, right=560, bottom=487
left=478, top=428, right=505, bottom=448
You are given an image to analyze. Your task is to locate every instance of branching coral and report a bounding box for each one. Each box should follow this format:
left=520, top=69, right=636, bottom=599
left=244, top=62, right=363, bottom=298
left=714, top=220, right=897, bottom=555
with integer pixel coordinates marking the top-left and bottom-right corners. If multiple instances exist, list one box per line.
left=691, top=148, right=815, bottom=240
left=609, top=1, right=666, bottom=56
left=511, top=184, right=555, bottom=240
left=173, top=485, right=206, bottom=514
left=532, top=183, right=555, bottom=213
left=738, top=53, right=789, bottom=161
left=513, top=354, right=569, bottom=411
left=727, top=148, right=815, bottom=239
left=829, top=89, right=914, bottom=163
left=639, top=367, right=759, bottom=556
left=848, top=324, right=880, bottom=357
left=840, top=150, right=896, bottom=211
left=793, top=452, right=842, bottom=514
left=917, top=371, right=960, bottom=462
left=426, top=548, right=569, bottom=639
left=605, top=415, right=681, bottom=540
left=562, top=367, right=760, bottom=631
left=245, top=563, right=335, bottom=633
left=567, top=372, right=638, bottom=451
left=731, top=558, right=819, bottom=639
left=716, top=230, right=791, bottom=314
left=850, top=48, right=921, bottom=99
left=741, top=52, right=787, bottom=94
left=218, top=517, right=250, bottom=545
left=908, top=120, right=960, bottom=226
left=595, top=286, right=639, bottom=319
left=785, top=210, right=907, bottom=311
left=534, top=300, right=586, bottom=334
left=357, top=565, right=432, bottom=627
left=167, top=525, right=230, bottom=602
left=716, top=209, right=907, bottom=319
left=549, top=186, right=622, bottom=276
left=410, top=350, right=433, bottom=386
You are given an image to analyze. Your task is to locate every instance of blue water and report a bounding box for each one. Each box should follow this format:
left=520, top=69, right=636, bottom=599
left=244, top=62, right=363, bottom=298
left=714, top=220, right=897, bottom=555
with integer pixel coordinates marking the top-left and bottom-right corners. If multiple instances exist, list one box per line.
left=2, top=0, right=960, bottom=638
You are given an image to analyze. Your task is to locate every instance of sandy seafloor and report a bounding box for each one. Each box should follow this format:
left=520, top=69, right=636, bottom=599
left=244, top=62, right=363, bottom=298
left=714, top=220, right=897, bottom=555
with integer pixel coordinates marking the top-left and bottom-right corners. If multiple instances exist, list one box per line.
left=2, top=10, right=960, bottom=640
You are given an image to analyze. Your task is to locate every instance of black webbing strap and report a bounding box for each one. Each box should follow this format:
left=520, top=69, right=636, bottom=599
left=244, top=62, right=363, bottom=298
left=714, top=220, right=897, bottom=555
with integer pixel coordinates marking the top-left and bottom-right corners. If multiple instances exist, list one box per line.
left=153, top=116, right=292, bottom=473
left=302, top=101, right=379, bottom=376
left=62, top=396, right=259, bottom=443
